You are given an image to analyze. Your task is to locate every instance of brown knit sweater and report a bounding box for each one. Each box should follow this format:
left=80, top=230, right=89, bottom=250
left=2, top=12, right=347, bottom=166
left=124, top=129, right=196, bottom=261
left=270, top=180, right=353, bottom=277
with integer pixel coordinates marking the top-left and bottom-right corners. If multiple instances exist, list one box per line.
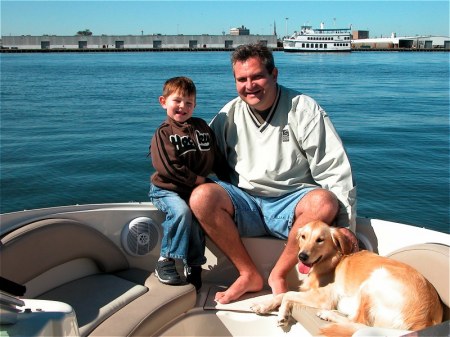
left=150, top=116, right=229, bottom=199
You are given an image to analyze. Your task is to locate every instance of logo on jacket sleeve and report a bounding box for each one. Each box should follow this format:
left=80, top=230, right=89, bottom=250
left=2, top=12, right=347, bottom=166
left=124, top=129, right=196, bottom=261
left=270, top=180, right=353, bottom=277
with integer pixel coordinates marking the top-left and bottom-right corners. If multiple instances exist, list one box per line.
left=282, top=127, right=290, bottom=142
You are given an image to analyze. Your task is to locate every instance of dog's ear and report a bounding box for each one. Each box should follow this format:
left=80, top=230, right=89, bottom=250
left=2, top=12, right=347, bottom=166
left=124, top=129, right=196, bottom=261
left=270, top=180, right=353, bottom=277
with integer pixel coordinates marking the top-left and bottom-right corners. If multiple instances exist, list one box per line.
left=331, top=227, right=357, bottom=255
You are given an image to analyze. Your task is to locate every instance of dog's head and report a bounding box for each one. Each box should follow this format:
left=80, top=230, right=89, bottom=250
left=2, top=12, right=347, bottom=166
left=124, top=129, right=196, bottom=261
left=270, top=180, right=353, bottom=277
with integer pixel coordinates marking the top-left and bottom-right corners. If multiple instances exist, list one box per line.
left=296, top=221, right=356, bottom=274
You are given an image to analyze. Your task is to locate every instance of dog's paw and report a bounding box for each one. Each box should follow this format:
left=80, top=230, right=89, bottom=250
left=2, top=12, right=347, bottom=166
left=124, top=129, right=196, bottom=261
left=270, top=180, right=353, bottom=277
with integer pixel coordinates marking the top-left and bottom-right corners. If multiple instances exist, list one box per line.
left=316, top=310, right=334, bottom=322
left=276, top=315, right=289, bottom=327
left=250, top=303, right=271, bottom=315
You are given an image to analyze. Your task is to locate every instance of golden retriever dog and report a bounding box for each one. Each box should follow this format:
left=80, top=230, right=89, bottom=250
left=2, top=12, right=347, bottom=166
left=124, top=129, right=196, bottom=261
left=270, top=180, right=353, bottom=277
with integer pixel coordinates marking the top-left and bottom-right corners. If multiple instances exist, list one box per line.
left=251, top=220, right=443, bottom=337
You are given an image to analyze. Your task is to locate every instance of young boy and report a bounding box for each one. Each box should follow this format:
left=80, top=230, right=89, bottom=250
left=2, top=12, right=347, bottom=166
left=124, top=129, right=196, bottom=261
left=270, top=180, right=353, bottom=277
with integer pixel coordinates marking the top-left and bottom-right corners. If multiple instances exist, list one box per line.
left=149, top=76, right=228, bottom=291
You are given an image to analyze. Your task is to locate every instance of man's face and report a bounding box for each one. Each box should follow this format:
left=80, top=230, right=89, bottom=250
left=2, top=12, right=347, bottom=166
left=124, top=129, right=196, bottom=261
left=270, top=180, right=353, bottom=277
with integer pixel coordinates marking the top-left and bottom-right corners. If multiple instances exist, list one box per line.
left=233, top=57, right=278, bottom=112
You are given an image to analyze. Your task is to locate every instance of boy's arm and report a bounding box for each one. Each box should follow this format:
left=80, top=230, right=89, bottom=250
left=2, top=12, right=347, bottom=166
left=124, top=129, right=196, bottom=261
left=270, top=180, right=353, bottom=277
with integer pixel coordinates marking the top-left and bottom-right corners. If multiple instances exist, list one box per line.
left=195, top=176, right=207, bottom=185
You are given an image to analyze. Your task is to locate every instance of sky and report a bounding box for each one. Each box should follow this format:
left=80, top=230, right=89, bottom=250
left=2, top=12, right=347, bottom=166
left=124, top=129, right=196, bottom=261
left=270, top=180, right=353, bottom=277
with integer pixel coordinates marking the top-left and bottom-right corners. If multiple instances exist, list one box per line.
left=1, top=1, right=449, bottom=38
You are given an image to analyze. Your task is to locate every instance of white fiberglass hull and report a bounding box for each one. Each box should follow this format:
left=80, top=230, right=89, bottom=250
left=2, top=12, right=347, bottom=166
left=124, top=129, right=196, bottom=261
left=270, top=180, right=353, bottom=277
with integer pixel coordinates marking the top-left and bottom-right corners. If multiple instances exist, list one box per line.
left=1, top=203, right=448, bottom=337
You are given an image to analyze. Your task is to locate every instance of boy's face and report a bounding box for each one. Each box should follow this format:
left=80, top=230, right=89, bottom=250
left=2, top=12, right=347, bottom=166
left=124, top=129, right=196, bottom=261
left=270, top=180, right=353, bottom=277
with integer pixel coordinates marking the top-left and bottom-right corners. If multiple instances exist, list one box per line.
left=159, top=91, right=196, bottom=123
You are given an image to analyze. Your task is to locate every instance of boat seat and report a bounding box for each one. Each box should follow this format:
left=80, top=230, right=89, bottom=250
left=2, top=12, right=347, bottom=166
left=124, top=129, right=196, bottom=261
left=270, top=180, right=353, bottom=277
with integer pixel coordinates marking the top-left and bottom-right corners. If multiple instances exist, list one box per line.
left=387, top=242, right=450, bottom=321
left=0, top=218, right=196, bottom=336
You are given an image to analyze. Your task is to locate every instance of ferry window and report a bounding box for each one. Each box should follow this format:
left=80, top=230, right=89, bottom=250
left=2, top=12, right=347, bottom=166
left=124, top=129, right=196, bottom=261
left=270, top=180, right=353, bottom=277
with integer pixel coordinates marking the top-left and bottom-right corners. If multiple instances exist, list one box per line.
left=302, top=43, right=305, bottom=48
left=320, top=44, right=323, bottom=48
left=315, top=43, right=318, bottom=48
left=324, top=44, right=327, bottom=48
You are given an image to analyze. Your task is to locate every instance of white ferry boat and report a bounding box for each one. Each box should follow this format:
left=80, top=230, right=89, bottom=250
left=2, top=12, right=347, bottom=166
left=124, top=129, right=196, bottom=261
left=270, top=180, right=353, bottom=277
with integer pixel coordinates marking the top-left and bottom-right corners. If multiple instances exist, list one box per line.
left=283, top=23, right=352, bottom=52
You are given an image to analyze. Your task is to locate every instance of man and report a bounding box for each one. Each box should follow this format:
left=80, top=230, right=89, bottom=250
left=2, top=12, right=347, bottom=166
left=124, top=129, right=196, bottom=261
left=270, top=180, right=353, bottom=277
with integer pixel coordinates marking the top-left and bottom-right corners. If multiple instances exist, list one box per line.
left=189, top=44, right=356, bottom=304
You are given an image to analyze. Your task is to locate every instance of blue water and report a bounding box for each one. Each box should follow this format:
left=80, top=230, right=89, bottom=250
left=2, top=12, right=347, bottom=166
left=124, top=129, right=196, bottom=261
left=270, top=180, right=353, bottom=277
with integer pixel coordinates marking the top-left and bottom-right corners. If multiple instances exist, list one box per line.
left=1, top=51, right=449, bottom=233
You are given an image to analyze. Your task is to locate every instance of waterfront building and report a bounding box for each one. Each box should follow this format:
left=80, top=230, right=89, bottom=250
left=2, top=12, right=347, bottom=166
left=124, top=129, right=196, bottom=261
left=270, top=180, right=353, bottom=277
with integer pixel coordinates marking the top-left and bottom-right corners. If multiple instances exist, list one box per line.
left=352, top=30, right=369, bottom=40
left=0, top=34, right=277, bottom=51
left=230, top=26, right=250, bottom=36
left=2, top=32, right=448, bottom=51
left=352, top=33, right=450, bottom=49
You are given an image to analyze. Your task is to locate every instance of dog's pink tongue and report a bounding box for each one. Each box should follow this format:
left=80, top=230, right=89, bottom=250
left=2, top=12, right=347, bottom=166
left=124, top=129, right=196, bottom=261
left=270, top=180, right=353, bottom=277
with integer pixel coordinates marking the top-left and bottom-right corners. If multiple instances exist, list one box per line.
left=298, top=262, right=311, bottom=274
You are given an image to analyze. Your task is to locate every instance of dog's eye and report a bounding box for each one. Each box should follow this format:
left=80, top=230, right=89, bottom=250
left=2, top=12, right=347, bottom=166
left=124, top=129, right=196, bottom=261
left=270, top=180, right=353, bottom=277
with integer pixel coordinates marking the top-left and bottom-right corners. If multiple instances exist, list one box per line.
left=316, top=238, right=324, bottom=243
left=301, top=234, right=306, bottom=240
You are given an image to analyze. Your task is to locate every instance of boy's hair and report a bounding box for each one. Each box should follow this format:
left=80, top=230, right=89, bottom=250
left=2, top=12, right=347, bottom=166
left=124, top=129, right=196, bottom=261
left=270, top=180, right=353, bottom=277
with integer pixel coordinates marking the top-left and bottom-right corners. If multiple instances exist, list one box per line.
left=162, top=76, right=196, bottom=98
left=231, top=43, right=275, bottom=75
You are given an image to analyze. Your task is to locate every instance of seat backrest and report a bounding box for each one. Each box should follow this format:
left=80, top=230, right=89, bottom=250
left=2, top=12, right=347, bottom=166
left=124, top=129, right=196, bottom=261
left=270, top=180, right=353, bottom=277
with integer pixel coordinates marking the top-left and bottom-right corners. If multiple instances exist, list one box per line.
left=387, top=243, right=449, bottom=320
left=0, top=218, right=128, bottom=287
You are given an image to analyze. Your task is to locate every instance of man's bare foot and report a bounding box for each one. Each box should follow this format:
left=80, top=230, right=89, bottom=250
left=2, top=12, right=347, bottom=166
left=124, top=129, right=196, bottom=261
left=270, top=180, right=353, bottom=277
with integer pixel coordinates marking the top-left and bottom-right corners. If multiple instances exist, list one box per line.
left=215, top=273, right=264, bottom=304
left=268, top=272, right=288, bottom=295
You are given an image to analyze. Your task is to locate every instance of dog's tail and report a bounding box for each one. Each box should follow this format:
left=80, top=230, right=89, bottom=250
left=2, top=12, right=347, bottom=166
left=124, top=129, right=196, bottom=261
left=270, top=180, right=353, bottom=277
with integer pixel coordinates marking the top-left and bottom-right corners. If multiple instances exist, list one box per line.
left=319, top=322, right=366, bottom=337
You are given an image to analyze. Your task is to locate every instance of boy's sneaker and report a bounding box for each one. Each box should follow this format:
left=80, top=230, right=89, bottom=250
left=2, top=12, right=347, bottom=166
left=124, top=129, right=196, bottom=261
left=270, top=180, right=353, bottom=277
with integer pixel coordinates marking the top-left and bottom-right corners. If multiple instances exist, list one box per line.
left=155, top=259, right=182, bottom=285
left=185, top=266, right=202, bottom=292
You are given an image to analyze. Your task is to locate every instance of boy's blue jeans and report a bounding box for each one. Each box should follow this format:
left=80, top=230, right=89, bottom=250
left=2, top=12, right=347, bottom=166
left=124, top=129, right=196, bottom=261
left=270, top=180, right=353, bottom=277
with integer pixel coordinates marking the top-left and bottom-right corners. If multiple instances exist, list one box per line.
left=149, top=184, right=206, bottom=267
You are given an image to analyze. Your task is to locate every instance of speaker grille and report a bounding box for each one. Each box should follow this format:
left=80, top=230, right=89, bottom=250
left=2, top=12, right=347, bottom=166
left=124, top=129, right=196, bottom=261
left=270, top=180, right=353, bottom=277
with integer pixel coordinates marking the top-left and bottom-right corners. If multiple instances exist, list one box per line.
left=121, top=217, right=159, bottom=256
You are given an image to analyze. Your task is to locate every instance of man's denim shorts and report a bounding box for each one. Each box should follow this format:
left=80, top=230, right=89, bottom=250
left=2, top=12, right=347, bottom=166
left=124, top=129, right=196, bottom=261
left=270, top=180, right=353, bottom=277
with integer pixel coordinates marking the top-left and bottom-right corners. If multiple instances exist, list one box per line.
left=213, top=179, right=317, bottom=240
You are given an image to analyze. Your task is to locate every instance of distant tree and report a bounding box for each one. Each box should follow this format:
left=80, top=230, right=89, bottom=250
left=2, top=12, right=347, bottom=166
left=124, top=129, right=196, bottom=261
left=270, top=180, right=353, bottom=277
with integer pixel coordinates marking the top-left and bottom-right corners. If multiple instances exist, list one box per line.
left=77, top=29, right=93, bottom=36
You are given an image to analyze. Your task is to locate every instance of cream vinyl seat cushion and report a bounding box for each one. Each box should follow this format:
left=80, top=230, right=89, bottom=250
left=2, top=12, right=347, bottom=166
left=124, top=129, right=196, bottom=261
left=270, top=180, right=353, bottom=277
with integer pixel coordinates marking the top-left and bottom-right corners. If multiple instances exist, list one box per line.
left=387, top=242, right=449, bottom=320
left=0, top=218, right=196, bottom=336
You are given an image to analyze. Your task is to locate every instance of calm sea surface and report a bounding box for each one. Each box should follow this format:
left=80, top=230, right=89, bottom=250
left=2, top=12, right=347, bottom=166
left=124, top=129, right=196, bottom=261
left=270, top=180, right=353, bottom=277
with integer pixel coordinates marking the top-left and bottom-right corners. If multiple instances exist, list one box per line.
left=1, top=51, right=448, bottom=233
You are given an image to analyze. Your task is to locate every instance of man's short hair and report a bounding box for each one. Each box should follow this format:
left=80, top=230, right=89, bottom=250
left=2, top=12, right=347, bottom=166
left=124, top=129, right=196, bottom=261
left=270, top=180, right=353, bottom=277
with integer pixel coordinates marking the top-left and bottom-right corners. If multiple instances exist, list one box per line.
left=231, top=44, right=275, bottom=74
